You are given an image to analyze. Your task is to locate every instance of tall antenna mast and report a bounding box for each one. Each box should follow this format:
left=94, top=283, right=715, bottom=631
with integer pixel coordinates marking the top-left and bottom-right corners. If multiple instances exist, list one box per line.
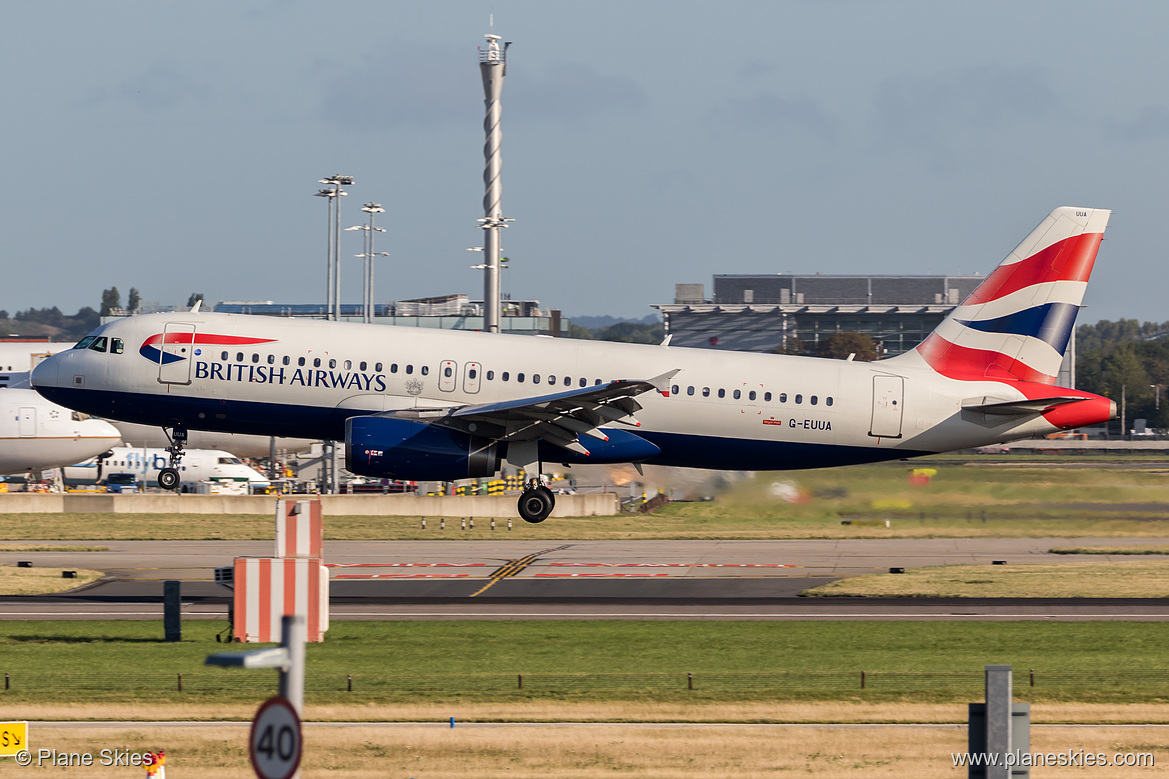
left=478, top=29, right=512, bottom=333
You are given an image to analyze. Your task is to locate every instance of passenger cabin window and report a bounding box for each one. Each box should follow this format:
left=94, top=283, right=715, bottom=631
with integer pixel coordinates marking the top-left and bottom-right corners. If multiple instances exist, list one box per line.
left=687, top=386, right=695, bottom=396
left=221, top=351, right=229, bottom=360
left=267, top=354, right=275, bottom=364
left=548, top=375, right=555, bottom=385
left=313, top=358, right=321, bottom=368
left=811, top=395, right=818, bottom=405
left=111, top=338, right=124, bottom=355
left=579, top=378, right=586, bottom=387
left=827, top=397, right=834, bottom=406
left=517, top=373, right=525, bottom=383
left=375, top=362, right=383, bottom=372
left=486, top=370, right=494, bottom=380
left=421, top=366, right=429, bottom=376
left=252, top=353, right=260, bottom=363
left=405, top=365, right=413, bottom=375
left=359, top=361, right=367, bottom=371
left=298, top=357, right=306, bottom=367
left=444, top=366, right=453, bottom=378
left=501, top=372, right=509, bottom=381
left=344, top=360, right=352, bottom=370
left=328, top=359, right=336, bottom=369
left=779, top=393, right=788, bottom=402
left=795, top=394, right=803, bottom=404
left=717, top=388, right=725, bottom=398
left=469, top=368, right=478, bottom=379
left=533, top=374, right=541, bottom=384
left=748, top=390, right=756, bottom=401
left=733, top=389, right=741, bottom=400
left=390, top=364, right=398, bottom=373
left=764, top=392, right=771, bottom=402
left=672, top=384, right=680, bottom=395
left=283, top=356, right=291, bottom=365
left=564, top=377, right=571, bottom=386
left=702, top=387, right=710, bottom=397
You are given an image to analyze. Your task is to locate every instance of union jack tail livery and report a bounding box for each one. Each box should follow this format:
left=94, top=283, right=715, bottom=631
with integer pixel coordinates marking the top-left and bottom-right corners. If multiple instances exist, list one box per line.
left=905, top=207, right=1110, bottom=384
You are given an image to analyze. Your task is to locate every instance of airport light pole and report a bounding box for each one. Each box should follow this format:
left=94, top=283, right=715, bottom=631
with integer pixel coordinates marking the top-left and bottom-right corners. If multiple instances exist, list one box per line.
left=346, top=203, right=387, bottom=324
left=316, top=175, right=354, bottom=321
left=315, top=176, right=353, bottom=495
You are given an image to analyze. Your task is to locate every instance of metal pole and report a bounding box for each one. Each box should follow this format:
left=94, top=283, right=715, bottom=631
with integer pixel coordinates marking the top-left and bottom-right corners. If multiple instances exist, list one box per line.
left=332, top=192, right=341, bottom=322
left=480, top=33, right=509, bottom=333
left=278, top=614, right=306, bottom=717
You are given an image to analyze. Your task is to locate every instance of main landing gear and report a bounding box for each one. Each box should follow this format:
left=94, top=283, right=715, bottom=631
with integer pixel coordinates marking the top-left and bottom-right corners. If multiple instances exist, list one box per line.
left=157, top=426, right=187, bottom=491
left=517, top=478, right=555, bottom=524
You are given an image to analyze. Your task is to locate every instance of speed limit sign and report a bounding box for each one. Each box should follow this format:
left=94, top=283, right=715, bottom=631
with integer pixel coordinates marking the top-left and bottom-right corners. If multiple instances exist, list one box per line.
left=249, top=697, right=302, bottom=779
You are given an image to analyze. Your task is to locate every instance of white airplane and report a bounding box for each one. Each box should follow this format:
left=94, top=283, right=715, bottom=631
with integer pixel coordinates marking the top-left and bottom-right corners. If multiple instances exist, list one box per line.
left=64, top=446, right=271, bottom=490
left=111, top=420, right=315, bottom=458
left=0, top=387, right=122, bottom=476
left=30, top=207, right=1117, bottom=522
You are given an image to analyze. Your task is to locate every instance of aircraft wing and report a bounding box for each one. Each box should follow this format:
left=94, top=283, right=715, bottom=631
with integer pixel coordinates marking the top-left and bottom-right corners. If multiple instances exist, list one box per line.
left=387, top=369, right=679, bottom=455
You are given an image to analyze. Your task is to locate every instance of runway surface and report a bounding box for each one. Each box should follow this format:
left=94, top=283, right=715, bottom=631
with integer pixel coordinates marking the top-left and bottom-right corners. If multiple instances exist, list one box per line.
left=3, top=538, right=1169, bottom=621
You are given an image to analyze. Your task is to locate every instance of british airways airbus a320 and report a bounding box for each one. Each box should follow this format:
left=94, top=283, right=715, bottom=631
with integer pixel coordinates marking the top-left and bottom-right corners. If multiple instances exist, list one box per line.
left=31, top=207, right=1116, bottom=523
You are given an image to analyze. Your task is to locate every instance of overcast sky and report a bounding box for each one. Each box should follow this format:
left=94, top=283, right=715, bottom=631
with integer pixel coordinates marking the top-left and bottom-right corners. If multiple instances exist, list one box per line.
left=2, top=1, right=1164, bottom=324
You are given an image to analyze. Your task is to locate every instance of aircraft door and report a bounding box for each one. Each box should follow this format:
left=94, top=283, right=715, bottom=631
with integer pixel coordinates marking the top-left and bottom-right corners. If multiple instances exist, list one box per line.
left=157, top=323, right=196, bottom=385
left=439, top=360, right=458, bottom=392
left=463, top=362, right=482, bottom=394
left=869, top=375, right=904, bottom=438
left=18, top=407, right=36, bottom=437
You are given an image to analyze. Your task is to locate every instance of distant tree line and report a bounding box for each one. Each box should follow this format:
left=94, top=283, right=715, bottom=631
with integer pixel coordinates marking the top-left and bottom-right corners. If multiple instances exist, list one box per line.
left=1075, top=319, right=1169, bottom=429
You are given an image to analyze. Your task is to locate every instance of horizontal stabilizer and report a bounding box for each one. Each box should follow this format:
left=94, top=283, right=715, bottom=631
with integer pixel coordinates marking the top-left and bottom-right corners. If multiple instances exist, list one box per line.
left=962, top=396, right=1087, bottom=416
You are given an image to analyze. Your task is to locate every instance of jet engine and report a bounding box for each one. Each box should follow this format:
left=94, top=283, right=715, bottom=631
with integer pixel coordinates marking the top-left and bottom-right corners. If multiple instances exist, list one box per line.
left=345, top=415, right=500, bottom=482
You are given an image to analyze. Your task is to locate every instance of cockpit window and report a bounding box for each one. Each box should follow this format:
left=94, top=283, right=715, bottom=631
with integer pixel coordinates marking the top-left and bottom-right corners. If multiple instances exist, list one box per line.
left=217, top=457, right=243, bottom=465
left=111, top=338, right=125, bottom=355
left=70, top=411, right=92, bottom=421
left=74, top=336, right=97, bottom=350
left=88, top=337, right=108, bottom=353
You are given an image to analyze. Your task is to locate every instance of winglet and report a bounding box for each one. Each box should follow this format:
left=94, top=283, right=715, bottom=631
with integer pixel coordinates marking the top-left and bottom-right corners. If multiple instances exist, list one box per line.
left=660, top=334, right=673, bottom=347
left=191, top=300, right=203, bottom=313
left=648, top=369, right=680, bottom=396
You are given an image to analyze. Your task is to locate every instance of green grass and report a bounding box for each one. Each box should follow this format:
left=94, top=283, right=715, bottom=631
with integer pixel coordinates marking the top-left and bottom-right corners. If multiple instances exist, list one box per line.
left=3, top=620, right=1169, bottom=706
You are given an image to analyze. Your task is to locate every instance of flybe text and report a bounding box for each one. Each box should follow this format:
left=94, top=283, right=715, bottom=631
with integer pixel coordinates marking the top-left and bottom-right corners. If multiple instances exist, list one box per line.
left=194, top=362, right=388, bottom=391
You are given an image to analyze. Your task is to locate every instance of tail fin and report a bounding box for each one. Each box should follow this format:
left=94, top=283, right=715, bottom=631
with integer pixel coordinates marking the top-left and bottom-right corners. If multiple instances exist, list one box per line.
left=908, top=206, right=1110, bottom=384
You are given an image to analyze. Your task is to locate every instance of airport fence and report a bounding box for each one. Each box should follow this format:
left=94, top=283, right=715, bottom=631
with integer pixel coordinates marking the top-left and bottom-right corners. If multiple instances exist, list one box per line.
left=1, top=669, right=1166, bottom=698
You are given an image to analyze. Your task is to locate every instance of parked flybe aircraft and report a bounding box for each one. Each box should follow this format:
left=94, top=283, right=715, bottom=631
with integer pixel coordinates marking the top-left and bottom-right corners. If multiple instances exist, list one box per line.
left=0, top=387, right=122, bottom=475
left=64, top=447, right=270, bottom=490
left=31, top=207, right=1116, bottom=522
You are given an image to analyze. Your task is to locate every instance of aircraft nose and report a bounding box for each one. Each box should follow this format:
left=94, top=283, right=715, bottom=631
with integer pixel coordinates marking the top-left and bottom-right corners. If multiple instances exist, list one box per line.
left=30, top=356, right=59, bottom=389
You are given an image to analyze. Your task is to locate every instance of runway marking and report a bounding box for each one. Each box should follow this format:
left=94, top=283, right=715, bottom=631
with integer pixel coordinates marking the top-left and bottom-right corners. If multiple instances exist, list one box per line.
left=534, top=573, right=672, bottom=578
left=333, top=574, right=473, bottom=579
left=548, top=563, right=800, bottom=568
left=469, top=544, right=574, bottom=597
left=325, top=563, right=489, bottom=568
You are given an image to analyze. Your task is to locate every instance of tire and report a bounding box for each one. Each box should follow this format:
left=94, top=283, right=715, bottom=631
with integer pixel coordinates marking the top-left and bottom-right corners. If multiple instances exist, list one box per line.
left=157, top=468, right=180, bottom=490
left=538, top=484, right=556, bottom=511
left=518, top=489, right=553, bottom=523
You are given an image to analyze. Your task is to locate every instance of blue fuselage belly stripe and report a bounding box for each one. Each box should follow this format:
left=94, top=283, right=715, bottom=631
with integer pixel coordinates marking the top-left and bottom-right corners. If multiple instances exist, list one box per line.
left=35, top=386, right=930, bottom=471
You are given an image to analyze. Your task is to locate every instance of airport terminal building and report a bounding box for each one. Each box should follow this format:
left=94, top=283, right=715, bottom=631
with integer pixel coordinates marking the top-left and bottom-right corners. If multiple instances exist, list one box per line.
left=654, top=272, right=1075, bottom=385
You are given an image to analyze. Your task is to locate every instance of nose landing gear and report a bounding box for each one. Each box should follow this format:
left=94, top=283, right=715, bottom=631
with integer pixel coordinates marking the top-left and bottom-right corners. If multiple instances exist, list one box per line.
left=157, top=427, right=187, bottom=490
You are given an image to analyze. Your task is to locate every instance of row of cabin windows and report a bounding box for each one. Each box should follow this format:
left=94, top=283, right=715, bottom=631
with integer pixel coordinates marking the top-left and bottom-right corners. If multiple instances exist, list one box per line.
left=671, top=384, right=833, bottom=407
left=74, top=336, right=125, bottom=354
left=217, top=352, right=431, bottom=376
left=449, top=364, right=605, bottom=388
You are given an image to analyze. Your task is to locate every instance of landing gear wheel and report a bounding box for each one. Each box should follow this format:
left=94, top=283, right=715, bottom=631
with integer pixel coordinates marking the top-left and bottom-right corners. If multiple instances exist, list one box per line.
left=158, top=467, right=180, bottom=490
left=538, top=484, right=556, bottom=511
left=518, top=488, right=554, bottom=523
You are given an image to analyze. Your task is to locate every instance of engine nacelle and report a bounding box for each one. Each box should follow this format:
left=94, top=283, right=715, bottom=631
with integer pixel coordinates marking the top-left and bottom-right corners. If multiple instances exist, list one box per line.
left=346, top=415, right=500, bottom=482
